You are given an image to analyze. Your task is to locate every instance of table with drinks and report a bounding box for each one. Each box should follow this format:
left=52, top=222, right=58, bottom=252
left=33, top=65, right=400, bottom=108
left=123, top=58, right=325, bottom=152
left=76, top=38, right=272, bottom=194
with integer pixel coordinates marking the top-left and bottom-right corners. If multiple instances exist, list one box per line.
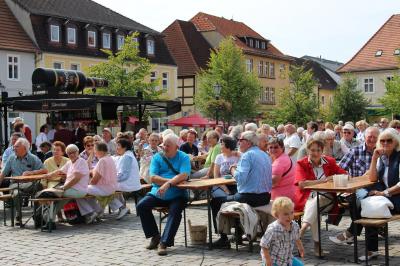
left=304, top=175, right=376, bottom=263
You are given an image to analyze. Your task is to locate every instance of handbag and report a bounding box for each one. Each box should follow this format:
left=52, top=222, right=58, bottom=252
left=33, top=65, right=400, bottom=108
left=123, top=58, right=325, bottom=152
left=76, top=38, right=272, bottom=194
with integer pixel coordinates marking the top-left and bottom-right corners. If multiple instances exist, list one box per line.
left=361, top=195, right=394, bottom=218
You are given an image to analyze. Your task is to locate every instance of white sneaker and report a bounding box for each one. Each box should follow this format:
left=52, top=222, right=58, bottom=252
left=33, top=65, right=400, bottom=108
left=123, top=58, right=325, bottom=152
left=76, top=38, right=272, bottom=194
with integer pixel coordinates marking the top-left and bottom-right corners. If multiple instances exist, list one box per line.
left=359, top=251, right=379, bottom=261
left=328, top=232, right=354, bottom=244
left=116, top=207, right=129, bottom=220
left=85, top=212, right=98, bottom=224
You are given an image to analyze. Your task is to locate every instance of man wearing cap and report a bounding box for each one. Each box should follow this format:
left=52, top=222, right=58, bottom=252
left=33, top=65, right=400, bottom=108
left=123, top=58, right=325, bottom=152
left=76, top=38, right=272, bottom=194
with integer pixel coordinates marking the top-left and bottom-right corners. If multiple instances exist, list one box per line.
left=340, top=124, right=361, bottom=154
left=102, top=128, right=117, bottom=155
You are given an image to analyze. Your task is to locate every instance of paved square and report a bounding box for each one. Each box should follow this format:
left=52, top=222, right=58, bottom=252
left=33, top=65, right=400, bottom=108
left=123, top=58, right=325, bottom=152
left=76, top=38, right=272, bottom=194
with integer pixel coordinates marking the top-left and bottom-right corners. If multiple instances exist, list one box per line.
left=1, top=201, right=400, bottom=265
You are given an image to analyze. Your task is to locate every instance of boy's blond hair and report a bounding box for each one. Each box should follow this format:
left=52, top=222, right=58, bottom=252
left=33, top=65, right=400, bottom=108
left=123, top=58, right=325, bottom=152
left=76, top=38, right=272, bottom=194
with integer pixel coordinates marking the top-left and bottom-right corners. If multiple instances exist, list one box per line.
left=271, top=197, right=294, bottom=218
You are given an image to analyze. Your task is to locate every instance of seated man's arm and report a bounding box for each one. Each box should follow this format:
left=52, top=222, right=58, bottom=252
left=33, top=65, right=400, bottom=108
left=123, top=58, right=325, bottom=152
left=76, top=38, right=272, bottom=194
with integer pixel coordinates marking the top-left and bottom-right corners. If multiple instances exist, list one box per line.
left=23, top=157, right=47, bottom=176
left=232, top=153, right=251, bottom=184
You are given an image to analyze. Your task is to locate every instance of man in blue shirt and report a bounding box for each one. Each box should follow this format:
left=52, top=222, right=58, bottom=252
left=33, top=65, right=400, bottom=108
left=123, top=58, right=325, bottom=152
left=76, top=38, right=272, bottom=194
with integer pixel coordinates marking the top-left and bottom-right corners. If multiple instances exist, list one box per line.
left=137, top=134, right=191, bottom=256
left=0, top=138, right=46, bottom=225
left=211, top=131, right=272, bottom=248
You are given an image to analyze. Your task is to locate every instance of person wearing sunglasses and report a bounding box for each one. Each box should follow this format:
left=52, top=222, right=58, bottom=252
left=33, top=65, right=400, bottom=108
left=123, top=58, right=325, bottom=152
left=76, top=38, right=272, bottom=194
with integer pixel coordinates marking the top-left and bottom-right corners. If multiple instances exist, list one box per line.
left=211, top=131, right=272, bottom=249
left=389, top=119, right=400, bottom=134
left=340, top=123, right=361, bottom=154
left=360, top=129, right=400, bottom=261
left=80, top=136, right=99, bottom=170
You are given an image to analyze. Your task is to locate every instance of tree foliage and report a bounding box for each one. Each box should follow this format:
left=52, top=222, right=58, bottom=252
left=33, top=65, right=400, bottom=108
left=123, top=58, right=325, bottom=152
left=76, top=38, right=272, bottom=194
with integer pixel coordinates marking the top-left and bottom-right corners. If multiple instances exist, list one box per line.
left=87, top=33, right=162, bottom=99
left=195, top=38, right=261, bottom=122
left=271, top=64, right=319, bottom=125
left=328, top=74, right=369, bottom=122
left=379, top=75, right=400, bottom=115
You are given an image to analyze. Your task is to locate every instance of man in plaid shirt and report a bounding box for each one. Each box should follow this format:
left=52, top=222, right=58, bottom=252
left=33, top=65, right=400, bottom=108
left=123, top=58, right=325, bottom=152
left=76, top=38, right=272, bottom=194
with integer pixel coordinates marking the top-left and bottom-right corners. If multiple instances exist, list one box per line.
left=329, top=126, right=380, bottom=244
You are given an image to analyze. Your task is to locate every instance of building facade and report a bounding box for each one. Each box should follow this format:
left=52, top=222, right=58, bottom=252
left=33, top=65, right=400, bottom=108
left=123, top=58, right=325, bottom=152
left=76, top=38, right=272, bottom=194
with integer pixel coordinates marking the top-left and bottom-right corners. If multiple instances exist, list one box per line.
left=337, top=14, right=400, bottom=119
left=0, top=0, right=38, bottom=143
left=6, top=0, right=177, bottom=132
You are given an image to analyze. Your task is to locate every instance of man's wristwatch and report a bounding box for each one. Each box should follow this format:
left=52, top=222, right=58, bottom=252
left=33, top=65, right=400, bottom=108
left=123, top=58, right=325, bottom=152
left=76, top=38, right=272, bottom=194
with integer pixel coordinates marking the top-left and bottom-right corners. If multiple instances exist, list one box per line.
left=383, top=189, right=390, bottom=197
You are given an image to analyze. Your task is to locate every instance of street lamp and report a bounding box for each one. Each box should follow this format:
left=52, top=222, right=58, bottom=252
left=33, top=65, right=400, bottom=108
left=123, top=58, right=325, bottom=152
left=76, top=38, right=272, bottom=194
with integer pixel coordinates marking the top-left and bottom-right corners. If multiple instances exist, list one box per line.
left=0, top=81, right=5, bottom=148
left=213, top=83, right=222, bottom=127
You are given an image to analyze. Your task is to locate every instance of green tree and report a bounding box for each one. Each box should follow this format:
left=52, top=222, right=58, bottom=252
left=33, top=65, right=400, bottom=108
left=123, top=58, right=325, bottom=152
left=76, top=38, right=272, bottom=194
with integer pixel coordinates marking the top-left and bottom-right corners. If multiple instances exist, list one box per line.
left=379, top=75, right=400, bottom=115
left=329, top=74, right=369, bottom=122
left=271, top=65, right=319, bottom=125
left=88, top=33, right=161, bottom=99
left=195, top=38, right=261, bottom=123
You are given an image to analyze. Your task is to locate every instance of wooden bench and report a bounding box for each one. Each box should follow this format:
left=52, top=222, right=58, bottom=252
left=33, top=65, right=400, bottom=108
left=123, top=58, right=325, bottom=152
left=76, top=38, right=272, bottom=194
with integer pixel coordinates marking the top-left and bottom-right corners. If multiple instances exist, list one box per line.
left=30, top=192, right=123, bottom=232
left=153, top=206, right=187, bottom=247
left=0, top=194, right=14, bottom=226
left=355, top=214, right=400, bottom=266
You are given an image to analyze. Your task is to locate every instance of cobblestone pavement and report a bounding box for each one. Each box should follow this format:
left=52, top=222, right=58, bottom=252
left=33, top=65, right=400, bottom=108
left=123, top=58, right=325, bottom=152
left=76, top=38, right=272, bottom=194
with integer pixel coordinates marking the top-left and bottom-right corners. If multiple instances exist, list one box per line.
left=1, top=201, right=400, bottom=266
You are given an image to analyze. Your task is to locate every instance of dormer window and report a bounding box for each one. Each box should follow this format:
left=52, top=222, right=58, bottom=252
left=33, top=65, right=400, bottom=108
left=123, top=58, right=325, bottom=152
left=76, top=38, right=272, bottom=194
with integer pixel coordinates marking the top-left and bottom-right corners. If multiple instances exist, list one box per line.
left=117, top=35, right=125, bottom=50
left=261, top=42, right=266, bottom=49
left=147, top=38, right=155, bottom=55
left=249, top=39, right=253, bottom=47
left=67, top=27, right=76, bottom=44
left=50, top=25, right=60, bottom=42
left=255, top=40, right=260, bottom=49
left=375, top=50, right=383, bottom=57
left=102, top=33, right=111, bottom=49
left=88, top=30, right=96, bottom=47
left=394, top=49, right=400, bottom=55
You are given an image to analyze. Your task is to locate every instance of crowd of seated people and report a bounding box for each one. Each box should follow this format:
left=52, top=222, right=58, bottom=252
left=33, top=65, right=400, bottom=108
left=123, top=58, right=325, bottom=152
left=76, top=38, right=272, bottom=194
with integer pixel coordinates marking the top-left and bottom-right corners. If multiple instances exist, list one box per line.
left=1, top=117, right=400, bottom=261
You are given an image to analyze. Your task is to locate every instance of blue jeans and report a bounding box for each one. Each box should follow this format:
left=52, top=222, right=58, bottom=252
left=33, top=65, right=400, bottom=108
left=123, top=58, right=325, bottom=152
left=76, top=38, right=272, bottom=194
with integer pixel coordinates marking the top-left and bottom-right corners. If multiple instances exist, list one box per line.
left=137, top=194, right=186, bottom=247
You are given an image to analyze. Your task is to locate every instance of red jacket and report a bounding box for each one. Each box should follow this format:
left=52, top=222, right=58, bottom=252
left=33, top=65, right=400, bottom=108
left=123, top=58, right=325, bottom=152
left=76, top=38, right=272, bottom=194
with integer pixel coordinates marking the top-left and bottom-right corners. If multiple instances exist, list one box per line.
left=294, top=155, right=347, bottom=212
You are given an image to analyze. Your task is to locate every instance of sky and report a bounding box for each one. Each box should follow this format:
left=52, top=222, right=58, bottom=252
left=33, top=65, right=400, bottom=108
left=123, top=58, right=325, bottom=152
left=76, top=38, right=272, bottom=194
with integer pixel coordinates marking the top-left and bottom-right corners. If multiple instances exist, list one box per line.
left=93, top=0, right=400, bottom=64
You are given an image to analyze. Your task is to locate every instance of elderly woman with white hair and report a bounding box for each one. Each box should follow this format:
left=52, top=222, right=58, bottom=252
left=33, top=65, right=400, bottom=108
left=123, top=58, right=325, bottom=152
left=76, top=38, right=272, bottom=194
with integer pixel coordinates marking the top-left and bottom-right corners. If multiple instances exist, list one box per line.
left=360, top=129, right=400, bottom=261
left=229, top=125, right=243, bottom=142
left=245, top=122, right=258, bottom=132
left=137, top=133, right=191, bottom=256
left=44, top=144, right=98, bottom=228
left=323, top=129, right=347, bottom=161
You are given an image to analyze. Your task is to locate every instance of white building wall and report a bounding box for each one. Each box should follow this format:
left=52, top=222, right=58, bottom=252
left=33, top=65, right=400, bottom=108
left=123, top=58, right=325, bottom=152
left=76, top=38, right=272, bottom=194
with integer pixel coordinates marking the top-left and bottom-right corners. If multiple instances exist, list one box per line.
left=0, top=50, right=36, bottom=141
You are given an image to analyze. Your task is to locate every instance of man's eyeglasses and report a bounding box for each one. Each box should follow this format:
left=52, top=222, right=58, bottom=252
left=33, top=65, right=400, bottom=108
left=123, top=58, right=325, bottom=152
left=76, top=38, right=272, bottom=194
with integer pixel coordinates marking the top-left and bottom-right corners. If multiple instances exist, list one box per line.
left=343, top=131, right=352, bottom=135
left=238, top=138, right=248, bottom=142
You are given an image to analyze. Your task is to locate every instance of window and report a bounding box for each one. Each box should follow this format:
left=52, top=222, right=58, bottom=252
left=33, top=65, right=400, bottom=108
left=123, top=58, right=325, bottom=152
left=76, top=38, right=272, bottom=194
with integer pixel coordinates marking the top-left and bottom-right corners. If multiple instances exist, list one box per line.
left=255, top=40, right=260, bottom=49
left=270, top=88, right=275, bottom=104
left=70, top=64, right=80, bottom=71
left=147, top=39, right=155, bottom=55
left=264, top=62, right=269, bottom=77
left=102, top=33, right=111, bottom=49
left=117, top=35, right=125, bottom=50
left=394, top=49, right=400, bottom=55
left=321, top=96, right=325, bottom=105
left=269, top=62, right=275, bottom=78
left=260, top=87, right=267, bottom=102
left=246, top=59, right=253, bottom=73
left=50, top=25, right=60, bottom=42
left=88, top=31, right=96, bottom=47
left=162, top=72, right=168, bottom=89
left=53, top=62, right=63, bottom=69
left=150, top=71, right=158, bottom=89
left=258, top=61, right=264, bottom=76
left=249, top=39, right=253, bottom=47
left=364, top=78, right=374, bottom=93
left=67, top=27, right=76, bottom=44
left=7, top=55, right=19, bottom=80
left=279, top=64, right=286, bottom=78
left=261, top=42, right=266, bottom=49
left=260, top=87, right=275, bottom=104
left=375, top=50, right=383, bottom=57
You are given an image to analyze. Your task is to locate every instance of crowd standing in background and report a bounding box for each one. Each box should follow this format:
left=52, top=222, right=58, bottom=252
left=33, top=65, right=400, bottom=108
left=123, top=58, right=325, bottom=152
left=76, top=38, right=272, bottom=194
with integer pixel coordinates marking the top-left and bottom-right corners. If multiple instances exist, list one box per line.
left=1, top=116, right=400, bottom=261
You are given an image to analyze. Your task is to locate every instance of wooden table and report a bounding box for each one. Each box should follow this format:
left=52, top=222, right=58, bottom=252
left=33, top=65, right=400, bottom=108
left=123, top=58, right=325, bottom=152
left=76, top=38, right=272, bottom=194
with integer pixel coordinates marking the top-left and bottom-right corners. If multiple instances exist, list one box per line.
left=177, top=178, right=236, bottom=249
left=5, top=174, right=48, bottom=227
left=304, top=176, right=376, bottom=262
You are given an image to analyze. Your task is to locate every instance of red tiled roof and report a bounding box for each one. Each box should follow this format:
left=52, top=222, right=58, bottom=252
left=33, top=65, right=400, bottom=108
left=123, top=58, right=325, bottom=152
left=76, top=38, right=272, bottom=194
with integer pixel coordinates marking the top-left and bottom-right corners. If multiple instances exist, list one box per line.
left=190, top=12, right=291, bottom=61
left=0, top=0, right=37, bottom=53
left=162, top=20, right=213, bottom=77
left=337, top=14, right=400, bottom=73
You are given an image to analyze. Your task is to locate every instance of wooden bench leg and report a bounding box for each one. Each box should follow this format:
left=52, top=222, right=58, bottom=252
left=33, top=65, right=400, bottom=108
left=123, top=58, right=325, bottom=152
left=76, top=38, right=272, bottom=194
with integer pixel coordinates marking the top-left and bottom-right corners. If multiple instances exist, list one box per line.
left=384, top=224, right=389, bottom=266
left=10, top=198, right=14, bottom=227
left=3, top=201, right=6, bottom=226
left=234, top=218, right=240, bottom=251
left=364, top=227, right=369, bottom=266
left=159, top=211, right=162, bottom=232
